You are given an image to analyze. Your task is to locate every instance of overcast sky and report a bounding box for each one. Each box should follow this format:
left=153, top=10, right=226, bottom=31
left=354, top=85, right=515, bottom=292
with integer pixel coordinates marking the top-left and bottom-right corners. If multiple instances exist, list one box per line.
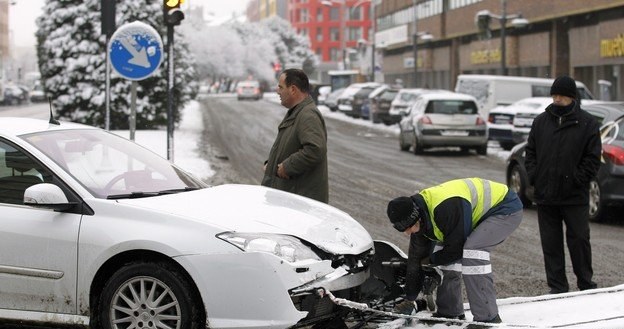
left=8, top=0, right=251, bottom=48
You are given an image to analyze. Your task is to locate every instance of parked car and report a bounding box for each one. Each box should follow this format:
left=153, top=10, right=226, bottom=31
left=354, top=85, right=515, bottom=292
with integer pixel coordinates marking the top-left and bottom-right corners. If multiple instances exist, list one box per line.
left=337, top=82, right=380, bottom=116
left=236, top=80, right=263, bottom=100
left=317, top=85, right=332, bottom=105
left=352, top=84, right=385, bottom=119
left=361, top=84, right=390, bottom=121
left=324, top=87, right=345, bottom=112
left=29, top=83, right=46, bottom=103
left=398, top=92, right=488, bottom=155
left=389, top=88, right=450, bottom=124
left=0, top=117, right=381, bottom=328
left=371, top=88, right=399, bottom=124
left=2, top=84, right=27, bottom=106
left=506, top=102, right=624, bottom=221
left=508, top=97, right=557, bottom=145
left=455, top=74, right=594, bottom=119
left=488, top=97, right=553, bottom=150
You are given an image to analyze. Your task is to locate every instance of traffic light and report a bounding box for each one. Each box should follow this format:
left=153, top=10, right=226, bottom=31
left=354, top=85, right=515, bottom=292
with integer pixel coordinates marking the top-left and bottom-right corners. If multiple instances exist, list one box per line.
left=164, top=0, right=185, bottom=26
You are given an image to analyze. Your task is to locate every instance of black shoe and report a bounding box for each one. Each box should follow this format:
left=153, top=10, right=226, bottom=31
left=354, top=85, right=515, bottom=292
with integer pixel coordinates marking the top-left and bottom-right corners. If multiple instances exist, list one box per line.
left=549, top=288, right=568, bottom=294
left=466, top=314, right=502, bottom=329
left=580, top=281, right=597, bottom=291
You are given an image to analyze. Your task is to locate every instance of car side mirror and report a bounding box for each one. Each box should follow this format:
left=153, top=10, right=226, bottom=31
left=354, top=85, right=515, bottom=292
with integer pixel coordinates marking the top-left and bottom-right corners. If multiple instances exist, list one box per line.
left=24, top=183, right=76, bottom=211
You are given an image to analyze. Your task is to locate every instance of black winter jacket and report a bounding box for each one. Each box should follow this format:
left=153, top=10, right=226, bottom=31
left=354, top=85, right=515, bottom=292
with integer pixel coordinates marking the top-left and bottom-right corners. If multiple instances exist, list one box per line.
left=525, top=101, right=601, bottom=205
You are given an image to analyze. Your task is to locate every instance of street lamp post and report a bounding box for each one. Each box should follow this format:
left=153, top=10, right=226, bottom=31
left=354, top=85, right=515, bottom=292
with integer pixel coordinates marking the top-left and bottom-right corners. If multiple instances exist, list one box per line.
left=411, top=0, right=433, bottom=87
left=475, top=0, right=528, bottom=75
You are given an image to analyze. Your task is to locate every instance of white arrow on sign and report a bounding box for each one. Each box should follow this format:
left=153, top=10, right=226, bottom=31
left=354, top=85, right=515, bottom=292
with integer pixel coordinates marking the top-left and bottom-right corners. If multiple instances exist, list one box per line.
left=120, top=36, right=150, bottom=68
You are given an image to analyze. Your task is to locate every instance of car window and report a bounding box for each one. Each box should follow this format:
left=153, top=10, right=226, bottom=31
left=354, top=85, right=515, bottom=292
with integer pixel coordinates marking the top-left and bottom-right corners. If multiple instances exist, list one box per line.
left=425, top=100, right=478, bottom=115
left=380, top=90, right=398, bottom=101
left=0, top=141, right=52, bottom=205
left=22, top=129, right=203, bottom=198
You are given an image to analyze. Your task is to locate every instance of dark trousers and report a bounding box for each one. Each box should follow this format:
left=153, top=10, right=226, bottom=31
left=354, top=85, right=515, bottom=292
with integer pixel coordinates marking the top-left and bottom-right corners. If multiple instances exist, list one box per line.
left=537, top=204, right=595, bottom=293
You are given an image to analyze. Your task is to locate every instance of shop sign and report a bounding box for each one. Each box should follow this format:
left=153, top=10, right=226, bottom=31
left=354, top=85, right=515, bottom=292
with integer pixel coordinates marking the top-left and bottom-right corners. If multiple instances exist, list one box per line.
left=471, top=49, right=501, bottom=65
left=600, top=34, right=624, bottom=58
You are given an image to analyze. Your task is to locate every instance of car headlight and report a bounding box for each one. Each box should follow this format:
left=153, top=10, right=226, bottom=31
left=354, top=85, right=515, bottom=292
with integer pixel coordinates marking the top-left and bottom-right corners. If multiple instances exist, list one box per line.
left=217, top=232, right=321, bottom=263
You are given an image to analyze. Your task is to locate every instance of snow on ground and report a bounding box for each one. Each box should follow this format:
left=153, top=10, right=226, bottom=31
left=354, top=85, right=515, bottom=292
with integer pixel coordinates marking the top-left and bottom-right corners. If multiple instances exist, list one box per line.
left=126, top=94, right=624, bottom=329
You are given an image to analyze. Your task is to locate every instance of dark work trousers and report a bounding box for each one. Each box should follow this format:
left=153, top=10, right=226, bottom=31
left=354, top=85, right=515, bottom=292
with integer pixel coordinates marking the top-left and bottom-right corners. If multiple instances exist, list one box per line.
left=435, top=210, right=523, bottom=322
left=537, top=204, right=595, bottom=293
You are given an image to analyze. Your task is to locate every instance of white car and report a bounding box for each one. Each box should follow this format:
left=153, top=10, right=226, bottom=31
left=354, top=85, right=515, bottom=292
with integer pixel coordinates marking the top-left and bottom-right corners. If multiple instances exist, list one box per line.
left=399, top=92, right=488, bottom=155
left=509, top=97, right=554, bottom=145
left=0, top=117, right=376, bottom=329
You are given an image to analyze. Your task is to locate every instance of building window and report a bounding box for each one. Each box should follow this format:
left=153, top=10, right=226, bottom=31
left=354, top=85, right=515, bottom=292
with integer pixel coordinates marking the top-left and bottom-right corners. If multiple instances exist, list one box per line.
left=317, top=27, right=323, bottom=41
left=330, top=27, right=340, bottom=41
left=330, top=48, right=340, bottom=61
left=348, top=27, right=362, bottom=41
left=330, top=7, right=339, bottom=21
left=300, top=8, right=309, bottom=23
left=317, top=8, right=323, bottom=22
left=348, top=7, right=361, bottom=20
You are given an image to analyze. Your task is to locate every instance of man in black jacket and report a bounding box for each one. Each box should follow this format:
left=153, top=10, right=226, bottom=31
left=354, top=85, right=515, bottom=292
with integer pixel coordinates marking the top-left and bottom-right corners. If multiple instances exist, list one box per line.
left=525, top=75, right=601, bottom=294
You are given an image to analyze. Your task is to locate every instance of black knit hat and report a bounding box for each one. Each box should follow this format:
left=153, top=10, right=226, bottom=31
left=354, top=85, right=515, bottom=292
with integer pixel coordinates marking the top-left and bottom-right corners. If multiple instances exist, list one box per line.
left=387, top=196, right=421, bottom=232
left=550, top=76, right=578, bottom=99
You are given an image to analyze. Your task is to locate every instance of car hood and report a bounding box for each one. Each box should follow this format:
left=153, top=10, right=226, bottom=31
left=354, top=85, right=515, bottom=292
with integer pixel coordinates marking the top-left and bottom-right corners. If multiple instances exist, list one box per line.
left=116, top=184, right=373, bottom=255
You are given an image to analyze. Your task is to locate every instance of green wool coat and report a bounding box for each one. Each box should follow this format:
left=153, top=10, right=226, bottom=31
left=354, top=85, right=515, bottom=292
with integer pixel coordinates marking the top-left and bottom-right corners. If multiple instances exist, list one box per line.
left=261, top=95, right=329, bottom=203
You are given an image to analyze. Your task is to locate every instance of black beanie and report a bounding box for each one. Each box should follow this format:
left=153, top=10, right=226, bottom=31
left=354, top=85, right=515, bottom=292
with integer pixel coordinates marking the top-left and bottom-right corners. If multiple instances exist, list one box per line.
left=550, top=76, right=577, bottom=99
left=387, top=196, right=419, bottom=228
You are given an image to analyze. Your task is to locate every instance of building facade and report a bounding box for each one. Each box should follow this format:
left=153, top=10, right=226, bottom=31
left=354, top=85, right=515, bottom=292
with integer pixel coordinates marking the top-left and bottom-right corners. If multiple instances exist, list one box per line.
left=376, top=0, right=624, bottom=100
left=0, top=0, right=9, bottom=81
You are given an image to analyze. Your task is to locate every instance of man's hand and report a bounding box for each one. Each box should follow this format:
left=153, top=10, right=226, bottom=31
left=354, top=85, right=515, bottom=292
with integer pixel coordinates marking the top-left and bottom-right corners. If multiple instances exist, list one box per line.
left=277, top=163, right=290, bottom=179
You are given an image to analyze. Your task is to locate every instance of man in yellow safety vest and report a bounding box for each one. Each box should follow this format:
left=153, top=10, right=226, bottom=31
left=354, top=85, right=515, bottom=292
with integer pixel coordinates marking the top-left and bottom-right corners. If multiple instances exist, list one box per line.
left=387, top=177, right=523, bottom=328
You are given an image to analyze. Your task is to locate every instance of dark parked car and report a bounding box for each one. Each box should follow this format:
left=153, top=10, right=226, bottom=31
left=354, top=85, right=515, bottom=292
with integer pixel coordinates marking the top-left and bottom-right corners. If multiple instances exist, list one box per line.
left=371, top=88, right=399, bottom=124
left=352, top=85, right=385, bottom=119
left=506, top=102, right=624, bottom=222
left=324, top=87, right=345, bottom=112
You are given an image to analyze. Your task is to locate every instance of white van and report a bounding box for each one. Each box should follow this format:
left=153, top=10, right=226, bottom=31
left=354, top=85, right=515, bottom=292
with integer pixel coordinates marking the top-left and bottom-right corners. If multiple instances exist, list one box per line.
left=454, top=74, right=594, bottom=118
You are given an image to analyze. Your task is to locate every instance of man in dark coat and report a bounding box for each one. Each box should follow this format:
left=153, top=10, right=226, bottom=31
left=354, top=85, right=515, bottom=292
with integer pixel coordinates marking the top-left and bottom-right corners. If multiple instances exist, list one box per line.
left=261, top=68, right=329, bottom=203
left=525, top=75, right=601, bottom=294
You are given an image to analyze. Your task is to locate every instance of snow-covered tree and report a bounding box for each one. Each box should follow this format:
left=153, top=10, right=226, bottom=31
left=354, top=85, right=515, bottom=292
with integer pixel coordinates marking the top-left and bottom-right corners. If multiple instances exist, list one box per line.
left=36, top=0, right=197, bottom=129
left=181, top=13, right=318, bottom=85
left=261, top=17, right=319, bottom=76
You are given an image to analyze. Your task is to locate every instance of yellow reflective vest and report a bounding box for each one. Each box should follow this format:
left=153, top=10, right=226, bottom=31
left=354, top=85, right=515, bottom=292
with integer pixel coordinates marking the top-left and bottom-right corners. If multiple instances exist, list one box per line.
left=419, top=178, right=509, bottom=241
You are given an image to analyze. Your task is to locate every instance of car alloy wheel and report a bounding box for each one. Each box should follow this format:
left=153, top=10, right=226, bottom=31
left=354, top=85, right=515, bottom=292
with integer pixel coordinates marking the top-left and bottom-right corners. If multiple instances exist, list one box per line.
left=97, top=261, right=203, bottom=329
left=588, top=179, right=602, bottom=222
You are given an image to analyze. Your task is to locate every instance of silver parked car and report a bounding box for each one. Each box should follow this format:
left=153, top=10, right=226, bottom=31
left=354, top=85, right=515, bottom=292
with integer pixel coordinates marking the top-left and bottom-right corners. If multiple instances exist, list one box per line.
left=0, top=117, right=378, bottom=329
left=399, top=92, right=488, bottom=155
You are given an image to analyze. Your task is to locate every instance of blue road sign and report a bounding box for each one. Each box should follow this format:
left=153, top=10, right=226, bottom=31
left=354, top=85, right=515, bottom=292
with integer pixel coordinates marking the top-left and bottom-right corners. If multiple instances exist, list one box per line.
left=109, top=21, right=163, bottom=81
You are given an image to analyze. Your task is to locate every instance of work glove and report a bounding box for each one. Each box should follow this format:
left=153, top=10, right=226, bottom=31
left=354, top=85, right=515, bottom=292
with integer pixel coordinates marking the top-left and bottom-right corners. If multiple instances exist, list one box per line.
left=394, top=299, right=426, bottom=315
left=422, top=264, right=443, bottom=289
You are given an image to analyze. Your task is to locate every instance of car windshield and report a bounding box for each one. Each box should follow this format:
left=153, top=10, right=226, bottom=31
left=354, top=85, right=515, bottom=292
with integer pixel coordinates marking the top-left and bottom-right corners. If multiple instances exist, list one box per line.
left=425, top=100, right=478, bottom=115
left=22, top=129, right=205, bottom=199
left=380, top=90, right=398, bottom=101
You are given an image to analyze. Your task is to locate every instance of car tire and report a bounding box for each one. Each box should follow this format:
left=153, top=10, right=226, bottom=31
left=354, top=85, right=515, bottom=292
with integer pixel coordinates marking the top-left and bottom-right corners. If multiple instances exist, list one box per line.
left=412, top=135, right=424, bottom=155
left=476, top=144, right=488, bottom=155
left=588, top=179, right=603, bottom=222
left=508, top=164, right=531, bottom=207
left=399, top=129, right=410, bottom=151
left=500, top=141, right=515, bottom=151
left=95, top=261, right=204, bottom=329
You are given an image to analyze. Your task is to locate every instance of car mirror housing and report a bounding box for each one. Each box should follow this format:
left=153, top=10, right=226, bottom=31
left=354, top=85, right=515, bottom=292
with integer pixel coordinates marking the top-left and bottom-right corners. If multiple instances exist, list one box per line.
left=24, top=183, right=76, bottom=211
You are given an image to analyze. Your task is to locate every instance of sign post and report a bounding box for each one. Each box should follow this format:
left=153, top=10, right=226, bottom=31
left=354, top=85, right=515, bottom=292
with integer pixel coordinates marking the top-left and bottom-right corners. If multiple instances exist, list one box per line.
left=108, top=21, right=163, bottom=140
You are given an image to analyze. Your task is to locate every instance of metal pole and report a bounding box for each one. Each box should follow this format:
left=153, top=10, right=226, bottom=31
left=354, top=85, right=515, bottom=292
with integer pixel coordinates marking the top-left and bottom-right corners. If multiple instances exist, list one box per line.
left=340, top=2, right=346, bottom=70
left=500, top=0, right=508, bottom=76
left=412, top=0, right=418, bottom=87
left=166, top=24, right=174, bottom=161
left=105, top=35, right=110, bottom=130
left=130, top=81, right=136, bottom=141
left=370, top=2, right=375, bottom=82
